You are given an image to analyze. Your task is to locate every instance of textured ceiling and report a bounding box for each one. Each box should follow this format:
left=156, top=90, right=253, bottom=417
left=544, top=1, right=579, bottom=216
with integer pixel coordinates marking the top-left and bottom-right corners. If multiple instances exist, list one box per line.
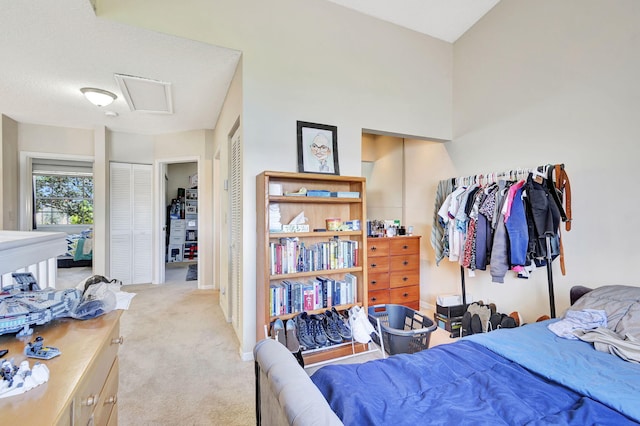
left=0, top=0, right=498, bottom=135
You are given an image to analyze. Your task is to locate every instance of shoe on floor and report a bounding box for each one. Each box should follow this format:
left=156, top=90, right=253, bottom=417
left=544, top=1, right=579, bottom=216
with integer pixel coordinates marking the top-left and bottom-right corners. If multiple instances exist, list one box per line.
left=461, top=311, right=472, bottom=337
left=322, top=312, right=343, bottom=344
left=470, top=313, right=484, bottom=334
left=331, top=308, right=352, bottom=339
left=295, top=313, right=316, bottom=350
left=271, top=318, right=286, bottom=347
left=509, top=311, right=523, bottom=327
left=309, top=314, right=328, bottom=346
left=489, top=312, right=503, bottom=331
left=285, top=319, right=301, bottom=352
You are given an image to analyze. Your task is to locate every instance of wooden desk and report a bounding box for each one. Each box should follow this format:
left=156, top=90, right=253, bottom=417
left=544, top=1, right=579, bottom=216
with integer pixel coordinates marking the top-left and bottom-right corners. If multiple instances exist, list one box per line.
left=0, top=310, right=123, bottom=425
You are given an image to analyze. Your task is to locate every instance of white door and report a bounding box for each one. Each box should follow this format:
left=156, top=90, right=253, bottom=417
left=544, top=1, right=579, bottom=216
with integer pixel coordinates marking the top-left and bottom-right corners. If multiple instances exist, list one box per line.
left=229, top=128, right=241, bottom=330
left=110, top=162, right=152, bottom=284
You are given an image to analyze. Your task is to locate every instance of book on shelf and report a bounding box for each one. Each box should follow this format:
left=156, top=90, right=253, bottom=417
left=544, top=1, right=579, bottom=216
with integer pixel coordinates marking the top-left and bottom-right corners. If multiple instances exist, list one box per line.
left=306, top=190, right=331, bottom=197
left=330, top=191, right=360, bottom=198
left=269, top=238, right=358, bottom=275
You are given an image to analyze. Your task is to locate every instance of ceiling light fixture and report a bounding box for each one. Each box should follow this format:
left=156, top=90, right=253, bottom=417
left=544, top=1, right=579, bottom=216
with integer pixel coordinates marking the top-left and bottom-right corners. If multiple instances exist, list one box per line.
left=80, top=87, right=117, bottom=107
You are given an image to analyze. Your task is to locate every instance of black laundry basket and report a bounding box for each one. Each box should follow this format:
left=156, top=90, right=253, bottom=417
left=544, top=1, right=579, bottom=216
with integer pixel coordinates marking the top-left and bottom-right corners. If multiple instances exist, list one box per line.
left=368, top=304, right=437, bottom=355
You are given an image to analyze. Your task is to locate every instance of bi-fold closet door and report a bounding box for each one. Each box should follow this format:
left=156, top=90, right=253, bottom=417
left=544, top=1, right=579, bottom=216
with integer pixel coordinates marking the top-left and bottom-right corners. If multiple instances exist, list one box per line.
left=109, top=162, right=152, bottom=284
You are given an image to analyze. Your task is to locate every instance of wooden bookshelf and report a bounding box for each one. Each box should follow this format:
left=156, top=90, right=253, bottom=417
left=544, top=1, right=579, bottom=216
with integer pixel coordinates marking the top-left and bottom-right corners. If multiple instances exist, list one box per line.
left=256, top=171, right=368, bottom=363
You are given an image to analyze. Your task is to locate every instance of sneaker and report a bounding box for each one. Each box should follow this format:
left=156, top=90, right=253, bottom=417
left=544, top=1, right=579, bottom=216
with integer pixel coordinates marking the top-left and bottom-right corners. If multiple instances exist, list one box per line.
left=285, top=319, right=301, bottom=352
left=489, top=312, right=502, bottom=331
left=295, top=313, right=316, bottom=350
left=271, top=318, right=286, bottom=347
left=470, top=313, right=484, bottom=334
left=322, top=312, right=343, bottom=344
left=509, top=311, right=523, bottom=327
left=348, top=306, right=374, bottom=343
left=461, top=311, right=472, bottom=337
left=500, top=315, right=517, bottom=328
left=309, top=314, right=328, bottom=346
left=331, top=308, right=352, bottom=339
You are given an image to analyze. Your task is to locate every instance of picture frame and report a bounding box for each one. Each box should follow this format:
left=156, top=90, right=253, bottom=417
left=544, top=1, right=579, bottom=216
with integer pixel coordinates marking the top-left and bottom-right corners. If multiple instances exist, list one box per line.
left=297, top=121, right=339, bottom=175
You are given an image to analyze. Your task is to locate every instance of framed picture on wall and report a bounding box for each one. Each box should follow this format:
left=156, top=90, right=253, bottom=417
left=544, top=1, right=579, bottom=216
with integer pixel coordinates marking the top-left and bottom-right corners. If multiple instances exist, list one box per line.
left=297, top=121, right=339, bottom=175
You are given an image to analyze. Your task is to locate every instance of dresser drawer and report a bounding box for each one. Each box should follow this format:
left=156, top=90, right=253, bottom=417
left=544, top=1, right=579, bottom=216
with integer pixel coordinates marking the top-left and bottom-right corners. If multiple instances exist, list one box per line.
left=367, top=239, right=389, bottom=257
left=368, top=290, right=390, bottom=305
left=389, top=237, right=420, bottom=255
left=93, top=357, right=119, bottom=426
left=389, top=270, right=420, bottom=288
left=368, top=272, right=389, bottom=290
left=390, top=285, right=420, bottom=305
left=368, top=256, right=389, bottom=273
left=389, top=254, right=419, bottom=272
left=74, top=320, right=122, bottom=425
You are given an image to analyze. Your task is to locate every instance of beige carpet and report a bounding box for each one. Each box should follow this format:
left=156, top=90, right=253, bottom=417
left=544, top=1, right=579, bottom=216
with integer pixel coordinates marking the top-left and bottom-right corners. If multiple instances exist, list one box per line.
left=118, top=281, right=255, bottom=426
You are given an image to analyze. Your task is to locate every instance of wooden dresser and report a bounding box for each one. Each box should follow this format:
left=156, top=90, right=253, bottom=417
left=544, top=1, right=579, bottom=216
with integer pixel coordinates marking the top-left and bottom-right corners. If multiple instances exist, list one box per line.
left=0, top=310, right=123, bottom=425
left=366, top=236, right=421, bottom=310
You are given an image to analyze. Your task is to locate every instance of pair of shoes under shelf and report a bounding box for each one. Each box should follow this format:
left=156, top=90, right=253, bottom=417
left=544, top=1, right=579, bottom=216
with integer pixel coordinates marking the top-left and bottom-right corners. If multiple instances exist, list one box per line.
left=271, top=318, right=302, bottom=353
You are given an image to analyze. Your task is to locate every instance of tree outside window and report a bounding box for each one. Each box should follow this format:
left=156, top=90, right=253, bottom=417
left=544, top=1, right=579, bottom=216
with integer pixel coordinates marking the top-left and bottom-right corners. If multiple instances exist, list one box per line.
left=34, top=174, right=94, bottom=225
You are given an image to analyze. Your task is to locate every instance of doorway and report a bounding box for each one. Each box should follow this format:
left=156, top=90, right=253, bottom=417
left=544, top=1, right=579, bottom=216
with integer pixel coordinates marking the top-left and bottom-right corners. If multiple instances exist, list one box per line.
left=154, top=157, right=200, bottom=285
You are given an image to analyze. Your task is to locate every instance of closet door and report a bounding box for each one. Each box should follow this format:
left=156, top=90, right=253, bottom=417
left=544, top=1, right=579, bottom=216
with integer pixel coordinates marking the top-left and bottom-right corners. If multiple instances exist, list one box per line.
left=109, top=162, right=152, bottom=284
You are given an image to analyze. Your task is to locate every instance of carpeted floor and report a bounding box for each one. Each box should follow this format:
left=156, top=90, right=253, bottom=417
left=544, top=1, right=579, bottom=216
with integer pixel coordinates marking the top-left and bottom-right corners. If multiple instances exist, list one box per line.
left=118, top=280, right=254, bottom=425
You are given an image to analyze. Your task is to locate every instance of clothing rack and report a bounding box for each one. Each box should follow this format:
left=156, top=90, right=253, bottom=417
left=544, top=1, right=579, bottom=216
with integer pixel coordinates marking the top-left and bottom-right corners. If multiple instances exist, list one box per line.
left=446, top=163, right=567, bottom=319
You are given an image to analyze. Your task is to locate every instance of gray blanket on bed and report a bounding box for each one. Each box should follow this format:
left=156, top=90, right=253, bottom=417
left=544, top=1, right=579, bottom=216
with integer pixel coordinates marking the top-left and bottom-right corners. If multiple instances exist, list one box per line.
left=569, top=285, right=640, bottom=362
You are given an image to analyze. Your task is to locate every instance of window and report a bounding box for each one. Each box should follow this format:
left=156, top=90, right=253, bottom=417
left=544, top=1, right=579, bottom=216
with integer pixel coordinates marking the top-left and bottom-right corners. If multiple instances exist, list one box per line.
left=33, top=173, right=94, bottom=225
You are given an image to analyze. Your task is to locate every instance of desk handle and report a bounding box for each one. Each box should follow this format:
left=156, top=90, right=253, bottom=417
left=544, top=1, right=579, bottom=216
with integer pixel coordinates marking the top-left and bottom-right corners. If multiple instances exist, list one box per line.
left=111, top=336, right=124, bottom=345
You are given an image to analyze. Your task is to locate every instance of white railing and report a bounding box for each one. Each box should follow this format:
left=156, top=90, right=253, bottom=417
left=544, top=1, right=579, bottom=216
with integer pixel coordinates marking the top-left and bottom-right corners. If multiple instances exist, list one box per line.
left=0, top=231, right=66, bottom=289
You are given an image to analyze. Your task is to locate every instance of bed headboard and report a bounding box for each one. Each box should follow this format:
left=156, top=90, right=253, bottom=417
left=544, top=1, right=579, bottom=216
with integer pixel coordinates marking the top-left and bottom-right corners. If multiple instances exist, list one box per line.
left=570, top=286, right=593, bottom=305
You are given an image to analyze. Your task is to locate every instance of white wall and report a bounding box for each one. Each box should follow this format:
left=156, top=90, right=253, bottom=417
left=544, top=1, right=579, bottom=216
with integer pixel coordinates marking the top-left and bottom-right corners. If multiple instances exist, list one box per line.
left=362, top=134, right=404, bottom=222
left=98, top=0, right=454, bottom=357
left=1, top=115, right=19, bottom=230
left=420, top=0, right=640, bottom=322
left=166, top=162, right=197, bottom=201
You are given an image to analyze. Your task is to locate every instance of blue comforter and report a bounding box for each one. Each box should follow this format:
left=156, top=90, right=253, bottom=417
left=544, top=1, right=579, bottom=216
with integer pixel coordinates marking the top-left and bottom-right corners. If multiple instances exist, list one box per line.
left=311, top=321, right=640, bottom=425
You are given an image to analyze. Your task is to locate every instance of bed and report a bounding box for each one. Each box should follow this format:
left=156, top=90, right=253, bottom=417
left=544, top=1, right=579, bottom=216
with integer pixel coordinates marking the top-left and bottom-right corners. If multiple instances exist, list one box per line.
left=254, top=285, right=640, bottom=425
left=57, top=231, right=93, bottom=268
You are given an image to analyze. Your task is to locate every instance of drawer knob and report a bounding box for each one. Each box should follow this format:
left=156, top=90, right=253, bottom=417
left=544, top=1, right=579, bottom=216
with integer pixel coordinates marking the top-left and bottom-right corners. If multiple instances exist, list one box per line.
left=403, top=292, right=409, bottom=297
left=370, top=263, right=377, bottom=268
left=105, top=395, right=118, bottom=405
left=403, top=245, right=408, bottom=249
left=82, top=395, right=98, bottom=406
left=371, top=280, right=377, bottom=285
left=371, top=246, right=377, bottom=251
left=403, top=261, right=409, bottom=266
left=111, top=336, right=124, bottom=345
left=402, top=276, right=408, bottom=281
left=371, top=297, right=377, bottom=302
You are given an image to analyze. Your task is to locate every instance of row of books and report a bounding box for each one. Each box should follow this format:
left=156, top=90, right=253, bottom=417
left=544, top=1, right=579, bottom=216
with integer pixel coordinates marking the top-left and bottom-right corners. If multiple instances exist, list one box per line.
left=269, top=274, right=357, bottom=316
left=269, top=237, right=359, bottom=275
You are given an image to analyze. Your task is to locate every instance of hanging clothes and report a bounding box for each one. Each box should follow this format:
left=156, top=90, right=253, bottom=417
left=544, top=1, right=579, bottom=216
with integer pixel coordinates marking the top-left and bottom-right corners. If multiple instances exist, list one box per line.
left=431, top=179, right=453, bottom=266
left=523, top=173, right=561, bottom=261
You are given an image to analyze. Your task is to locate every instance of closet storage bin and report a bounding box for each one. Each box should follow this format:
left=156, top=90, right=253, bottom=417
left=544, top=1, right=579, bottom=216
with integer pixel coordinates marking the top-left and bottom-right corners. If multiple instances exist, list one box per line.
left=368, top=304, right=436, bottom=355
